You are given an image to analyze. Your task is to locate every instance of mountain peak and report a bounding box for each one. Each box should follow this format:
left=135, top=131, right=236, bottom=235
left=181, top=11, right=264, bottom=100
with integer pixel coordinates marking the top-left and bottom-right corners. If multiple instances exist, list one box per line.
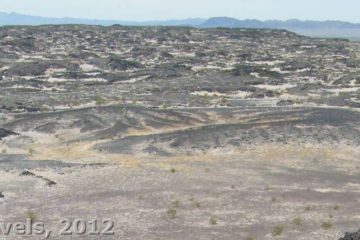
left=201, top=17, right=240, bottom=28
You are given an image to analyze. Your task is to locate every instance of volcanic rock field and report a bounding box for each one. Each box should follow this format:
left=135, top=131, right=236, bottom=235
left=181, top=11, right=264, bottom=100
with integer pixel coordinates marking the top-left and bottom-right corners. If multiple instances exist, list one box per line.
left=0, top=25, right=359, bottom=239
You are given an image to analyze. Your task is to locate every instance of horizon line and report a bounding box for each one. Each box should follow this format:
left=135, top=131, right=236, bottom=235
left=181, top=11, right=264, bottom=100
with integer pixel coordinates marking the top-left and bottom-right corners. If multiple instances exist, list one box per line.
left=1, top=11, right=360, bottom=25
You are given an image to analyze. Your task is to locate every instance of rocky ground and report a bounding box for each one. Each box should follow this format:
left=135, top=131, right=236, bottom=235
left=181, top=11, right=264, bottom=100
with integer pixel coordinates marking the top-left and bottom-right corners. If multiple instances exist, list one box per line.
left=0, top=25, right=359, bottom=239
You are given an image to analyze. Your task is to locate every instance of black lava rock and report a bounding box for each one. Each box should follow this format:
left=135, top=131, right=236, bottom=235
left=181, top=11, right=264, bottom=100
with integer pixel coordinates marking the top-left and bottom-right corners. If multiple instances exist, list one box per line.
left=19, top=171, right=36, bottom=176
left=0, top=128, right=16, bottom=140
left=339, top=230, right=360, bottom=240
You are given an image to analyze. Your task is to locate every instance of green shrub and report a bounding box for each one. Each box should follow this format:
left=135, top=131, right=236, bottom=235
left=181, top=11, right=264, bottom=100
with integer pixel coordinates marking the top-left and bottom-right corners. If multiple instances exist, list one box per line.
left=321, top=221, right=333, bottom=230
left=209, top=216, right=218, bottom=225
left=293, top=217, right=302, bottom=226
left=95, top=96, right=108, bottom=106
left=166, top=208, right=177, bottom=219
left=272, top=225, right=284, bottom=236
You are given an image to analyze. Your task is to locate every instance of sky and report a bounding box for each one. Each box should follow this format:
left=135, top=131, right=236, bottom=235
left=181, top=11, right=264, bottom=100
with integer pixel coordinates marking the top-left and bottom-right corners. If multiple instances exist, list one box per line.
left=1, top=0, right=360, bottom=22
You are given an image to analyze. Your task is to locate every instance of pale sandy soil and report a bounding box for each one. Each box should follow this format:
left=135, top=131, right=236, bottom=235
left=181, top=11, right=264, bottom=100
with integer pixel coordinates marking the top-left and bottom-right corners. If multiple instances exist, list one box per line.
left=1, top=118, right=360, bottom=240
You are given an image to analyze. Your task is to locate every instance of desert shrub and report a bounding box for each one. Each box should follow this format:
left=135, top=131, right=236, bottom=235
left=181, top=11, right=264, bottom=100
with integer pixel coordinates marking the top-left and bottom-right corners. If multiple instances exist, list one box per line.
left=293, top=217, right=302, bottom=226
left=272, top=225, right=284, bottom=236
left=209, top=216, right=218, bottom=225
left=95, top=96, right=108, bottom=106
left=321, top=221, right=333, bottom=230
left=166, top=208, right=177, bottom=219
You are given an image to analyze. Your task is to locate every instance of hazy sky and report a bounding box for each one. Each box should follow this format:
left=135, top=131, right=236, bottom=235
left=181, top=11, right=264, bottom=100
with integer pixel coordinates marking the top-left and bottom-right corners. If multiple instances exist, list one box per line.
left=1, top=0, right=359, bottom=22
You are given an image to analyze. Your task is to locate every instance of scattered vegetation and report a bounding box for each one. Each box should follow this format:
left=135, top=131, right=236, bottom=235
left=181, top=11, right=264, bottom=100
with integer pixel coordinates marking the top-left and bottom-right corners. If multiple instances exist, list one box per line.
left=293, top=217, right=302, bottom=226
left=272, top=225, right=284, bottom=236
left=171, top=200, right=181, bottom=209
left=28, top=148, right=35, bottom=155
left=95, top=95, right=108, bottom=106
left=166, top=208, right=177, bottom=219
left=209, top=216, right=218, bottom=225
left=219, top=97, right=228, bottom=106
left=321, top=221, right=333, bottom=230
left=161, top=103, right=170, bottom=109
left=202, top=94, right=212, bottom=104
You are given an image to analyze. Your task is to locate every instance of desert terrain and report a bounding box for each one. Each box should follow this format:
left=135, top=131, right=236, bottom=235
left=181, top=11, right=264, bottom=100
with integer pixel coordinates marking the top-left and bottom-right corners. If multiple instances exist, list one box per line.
left=0, top=25, right=359, bottom=239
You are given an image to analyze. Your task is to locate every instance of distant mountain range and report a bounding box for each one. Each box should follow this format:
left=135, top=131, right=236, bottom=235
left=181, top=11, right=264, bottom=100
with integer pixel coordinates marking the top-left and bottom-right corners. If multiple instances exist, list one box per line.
left=201, top=17, right=360, bottom=40
left=1, top=12, right=360, bottom=40
left=0, top=12, right=204, bottom=26
left=201, top=17, right=360, bottom=29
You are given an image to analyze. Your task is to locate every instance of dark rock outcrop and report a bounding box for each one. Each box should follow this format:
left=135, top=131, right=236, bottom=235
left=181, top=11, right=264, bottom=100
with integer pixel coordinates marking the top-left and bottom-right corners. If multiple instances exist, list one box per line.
left=0, top=128, right=16, bottom=139
left=339, top=230, right=360, bottom=240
